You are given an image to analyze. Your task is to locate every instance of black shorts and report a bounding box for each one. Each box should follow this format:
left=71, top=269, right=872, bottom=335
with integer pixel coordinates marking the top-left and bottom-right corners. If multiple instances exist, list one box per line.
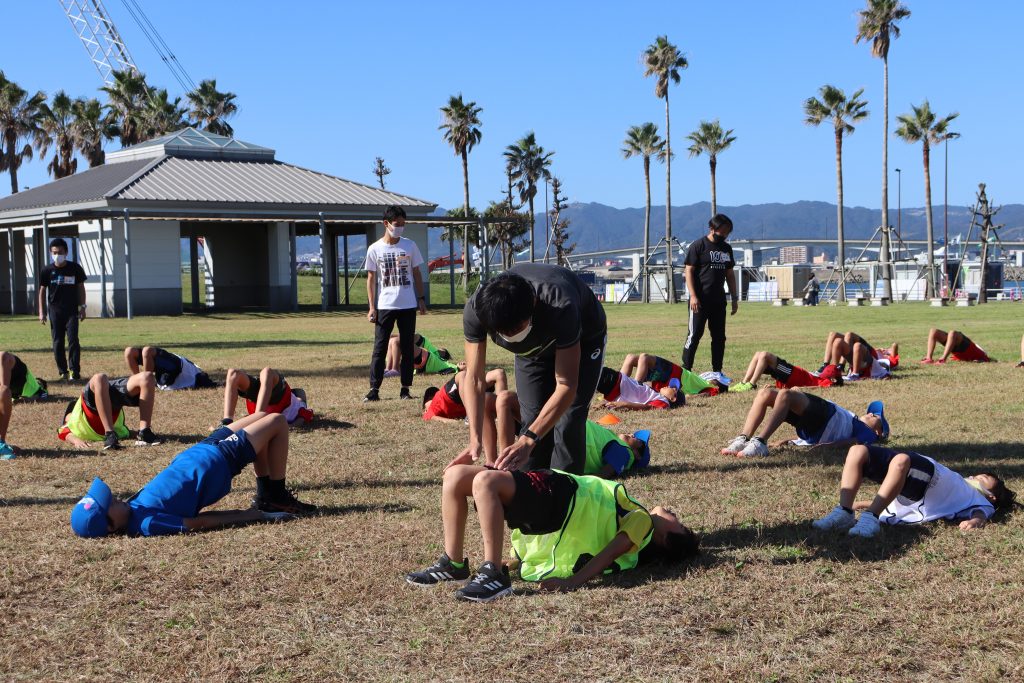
left=863, top=446, right=935, bottom=502
left=84, top=377, right=139, bottom=412
left=953, top=334, right=972, bottom=355
left=152, top=349, right=183, bottom=386
left=784, top=392, right=835, bottom=439
left=8, top=357, right=28, bottom=397
left=768, top=357, right=794, bottom=384
left=503, top=469, right=577, bottom=535
left=644, top=356, right=677, bottom=384
left=239, top=373, right=287, bottom=405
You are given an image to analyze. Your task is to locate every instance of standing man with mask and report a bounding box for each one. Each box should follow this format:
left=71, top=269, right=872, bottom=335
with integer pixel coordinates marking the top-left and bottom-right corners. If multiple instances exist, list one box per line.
left=364, top=206, right=427, bottom=402
left=38, top=238, right=88, bottom=381
left=453, top=263, right=607, bottom=475
left=682, top=213, right=739, bottom=374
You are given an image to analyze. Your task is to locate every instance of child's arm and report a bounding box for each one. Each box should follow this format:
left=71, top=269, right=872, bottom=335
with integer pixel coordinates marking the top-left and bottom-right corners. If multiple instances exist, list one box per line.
left=183, top=509, right=277, bottom=531
left=604, top=400, right=654, bottom=411
left=64, top=433, right=92, bottom=450
left=539, top=532, right=634, bottom=592
left=426, top=416, right=463, bottom=424
left=958, top=510, right=989, bottom=531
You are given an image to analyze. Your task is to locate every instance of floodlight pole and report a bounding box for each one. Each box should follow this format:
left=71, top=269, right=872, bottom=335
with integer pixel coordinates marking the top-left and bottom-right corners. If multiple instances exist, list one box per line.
left=895, top=168, right=902, bottom=260
left=42, top=212, right=50, bottom=273
left=943, top=133, right=959, bottom=298
left=7, top=227, right=14, bottom=316
left=123, top=209, right=133, bottom=319
left=99, top=217, right=108, bottom=317
left=318, top=212, right=327, bottom=312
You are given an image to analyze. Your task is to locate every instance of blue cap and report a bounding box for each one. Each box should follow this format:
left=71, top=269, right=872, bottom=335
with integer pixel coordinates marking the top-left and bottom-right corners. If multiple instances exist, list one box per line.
left=70, top=477, right=113, bottom=538
left=633, top=430, right=652, bottom=468
left=866, top=400, right=889, bottom=439
left=668, top=378, right=681, bottom=390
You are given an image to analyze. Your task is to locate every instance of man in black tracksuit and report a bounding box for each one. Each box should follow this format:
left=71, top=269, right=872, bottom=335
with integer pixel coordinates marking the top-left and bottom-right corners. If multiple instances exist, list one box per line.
left=37, top=238, right=88, bottom=381
left=682, top=214, right=739, bottom=373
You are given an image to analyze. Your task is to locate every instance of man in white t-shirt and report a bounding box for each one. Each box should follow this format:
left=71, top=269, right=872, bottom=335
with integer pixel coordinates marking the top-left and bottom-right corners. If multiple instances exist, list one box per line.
left=364, top=206, right=427, bottom=402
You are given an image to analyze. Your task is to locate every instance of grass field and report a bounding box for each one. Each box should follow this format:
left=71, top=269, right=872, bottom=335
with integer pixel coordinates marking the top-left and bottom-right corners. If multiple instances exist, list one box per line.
left=1, top=302, right=1022, bottom=681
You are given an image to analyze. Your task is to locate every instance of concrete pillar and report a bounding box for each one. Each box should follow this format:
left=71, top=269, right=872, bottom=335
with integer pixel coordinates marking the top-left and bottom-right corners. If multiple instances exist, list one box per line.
left=266, top=222, right=292, bottom=311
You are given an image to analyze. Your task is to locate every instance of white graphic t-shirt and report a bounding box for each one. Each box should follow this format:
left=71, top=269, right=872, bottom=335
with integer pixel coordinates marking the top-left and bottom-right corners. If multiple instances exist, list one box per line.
left=364, top=237, right=424, bottom=310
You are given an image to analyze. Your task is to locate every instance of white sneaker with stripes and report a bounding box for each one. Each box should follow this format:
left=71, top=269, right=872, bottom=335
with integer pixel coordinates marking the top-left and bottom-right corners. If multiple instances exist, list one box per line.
left=405, top=553, right=470, bottom=586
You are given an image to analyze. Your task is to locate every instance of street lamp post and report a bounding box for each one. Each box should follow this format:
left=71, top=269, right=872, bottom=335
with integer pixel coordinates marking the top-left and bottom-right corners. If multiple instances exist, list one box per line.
left=895, top=168, right=901, bottom=260
left=943, top=132, right=960, bottom=297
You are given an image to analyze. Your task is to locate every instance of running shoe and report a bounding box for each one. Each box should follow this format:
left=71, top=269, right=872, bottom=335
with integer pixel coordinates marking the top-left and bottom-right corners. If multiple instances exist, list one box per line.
left=68, top=371, right=82, bottom=382
left=848, top=511, right=881, bottom=538
left=363, top=389, right=380, bottom=402
left=738, top=437, right=770, bottom=458
left=253, top=489, right=319, bottom=516
left=812, top=505, right=856, bottom=531
left=399, top=387, right=413, bottom=400
left=383, top=369, right=400, bottom=378
left=1016, top=361, right=1024, bottom=368
left=102, top=431, right=120, bottom=451
left=134, top=428, right=162, bottom=447
left=731, top=382, right=754, bottom=393
left=721, top=435, right=749, bottom=455
left=0, top=440, right=16, bottom=460
left=843, top=373, right=861, bottom=382
left=455, top=562, right=513, bottom=603
left=406, top=553, right=471, bottom=587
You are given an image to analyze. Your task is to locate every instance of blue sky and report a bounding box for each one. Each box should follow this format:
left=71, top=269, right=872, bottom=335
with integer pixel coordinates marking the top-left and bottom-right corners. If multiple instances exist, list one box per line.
left=3, top=1, right=1022, bottom=211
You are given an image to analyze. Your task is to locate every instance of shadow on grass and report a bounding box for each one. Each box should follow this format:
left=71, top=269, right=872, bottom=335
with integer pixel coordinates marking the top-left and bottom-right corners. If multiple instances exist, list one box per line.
left=15, top=339, right=363, bottom=356
left=314, top=502, right=415, bottom=516
left=640, top=459, right=799, bottom=477
left=0, top=494, right=83, bottom=507
left=10, top=447, right=105, bottom=460
left=308, top=418, right=356, bottom=430
left=289, top=477, right=438, bottom=492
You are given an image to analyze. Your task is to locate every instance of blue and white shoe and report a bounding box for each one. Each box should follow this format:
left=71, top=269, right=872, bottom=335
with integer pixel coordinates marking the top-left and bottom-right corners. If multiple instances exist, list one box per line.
left=0, top=440, right=16, bottom=460
left=455, top=562, right=513, bottom=602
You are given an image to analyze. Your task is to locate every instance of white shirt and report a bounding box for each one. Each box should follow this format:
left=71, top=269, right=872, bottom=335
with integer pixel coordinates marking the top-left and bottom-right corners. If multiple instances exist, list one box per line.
left=160, top=354, right=201, bottom=391
left=880, top=457, right=995, bottom=525
left=613, top=372, right=668, bottom=407
left=364, top=237, right=424, bottom=310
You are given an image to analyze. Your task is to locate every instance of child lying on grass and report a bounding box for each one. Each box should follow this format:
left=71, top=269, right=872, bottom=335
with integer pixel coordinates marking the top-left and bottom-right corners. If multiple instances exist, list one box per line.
left=731, top=350, right=843, bottom=393
left=405, top=465, right=698, bottom=602
left=70, top=412, right=317, bottom=538
left=812, top=444, right=1017, bottom=538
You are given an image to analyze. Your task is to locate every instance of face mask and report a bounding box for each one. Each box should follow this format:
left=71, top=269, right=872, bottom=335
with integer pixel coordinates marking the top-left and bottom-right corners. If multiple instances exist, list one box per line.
left=52, top=254, right=66, bottom=266
left=386, top=224, right=404, bottom=238
left=499, top=320, right=532, bottom=343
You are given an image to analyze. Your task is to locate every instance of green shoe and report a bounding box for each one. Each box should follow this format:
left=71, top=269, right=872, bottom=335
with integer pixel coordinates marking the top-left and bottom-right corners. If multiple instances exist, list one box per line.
left=732, top=382, right=755, bottom=393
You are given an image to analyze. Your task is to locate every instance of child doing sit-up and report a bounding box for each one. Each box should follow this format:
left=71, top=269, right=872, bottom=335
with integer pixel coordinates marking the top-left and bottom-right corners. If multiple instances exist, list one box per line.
left=812, top=444, right=1017, bottom=538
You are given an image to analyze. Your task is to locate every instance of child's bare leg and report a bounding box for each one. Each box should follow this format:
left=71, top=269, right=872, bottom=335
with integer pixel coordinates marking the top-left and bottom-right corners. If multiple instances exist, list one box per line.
left=126, top=371, right=156, bottom=430
left=838, top=445, right=870, bottom=509
left=386, top=336, right=401, bottom=372
left=471, top=468, right=517, bottom=565
left=141, top=346, right=157, bottom=373
left=485, top=368, right=508, bottom=393
left=829, top=338, right=853, bottom=367
left=620, top=353, right=640, bottom=377
left=823, top=332, right=841, bottom=363
left=441, top=464, right=487, bottom=561
left=236, top=412, right=289, bottom=479
left=124, top=346, right=142, bottom=374
left=89, top=373, right=117, bottom=433
left=1018, top=334, right=1024, bottom=365
left=740, top=386, right=780, bottom=436
left=852, top=342, right=869, bottom=375
left=888, top=342, right=899, bottom=357
left=637, top=353, right=660, bottom=381
left=482, top=393, right=499, bottom=465
left=253, top=367, right=281, bottom=413
left=223, top=368, right=249, bottom=420
left=866, top=452, right=911, bottom=516
left=755, top=388, right=809, bottom=441
left=925, top=328, right=945, bottom=360
left=495, top=390, right=521, bottom=455
left=744, top=351, right=775, bottom=384
left=939, top=330, right=961, bottom=362
left=0, top=352, right=15, bottom=441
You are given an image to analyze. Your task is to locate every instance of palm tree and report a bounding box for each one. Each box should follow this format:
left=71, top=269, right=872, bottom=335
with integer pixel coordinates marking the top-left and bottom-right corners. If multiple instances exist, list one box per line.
left=71, top=97, right=111, bottom=167
left=186, top=79, right=238, bottom=136
left=142, top=88, right=188, bottom=139
left=895, top=100, right=958, bottom=299
left=686, top=119, right=736, bottom=216
left=643, top=36, right=688, bottom=303
left=804, top=85, right=869, bottom=302
left=0, top=71, right=47, bottom=194
left=38, top=91, right=78, bottom=179
left=102, top=69, right=150, bottom=147
left=622, top=122, right=666, bottom=302
left=856, top=0, right=911, bottom=301
left=503, top=132, right=553, bottom=263
left=439, top=94, right=482, bottom=288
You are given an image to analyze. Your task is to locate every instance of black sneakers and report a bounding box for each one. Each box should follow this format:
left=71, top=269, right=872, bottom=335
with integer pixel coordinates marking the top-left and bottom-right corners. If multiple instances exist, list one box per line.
left=455, top=562, right=513, bottom=603
left=102, top=431, right=120, bottom=451
left=363, top=388, right=380, bottom=402
left=253, top=489, right=319, bottom=516
left=134, top=428, right=162, bottom=446
left=399, top=387, right=413, bottom=400
left=405, top=553, right=471, bottom=586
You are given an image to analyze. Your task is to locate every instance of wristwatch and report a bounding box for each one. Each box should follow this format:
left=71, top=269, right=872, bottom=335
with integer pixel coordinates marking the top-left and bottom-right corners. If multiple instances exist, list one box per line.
left=518, top=426, right=539, bottom=442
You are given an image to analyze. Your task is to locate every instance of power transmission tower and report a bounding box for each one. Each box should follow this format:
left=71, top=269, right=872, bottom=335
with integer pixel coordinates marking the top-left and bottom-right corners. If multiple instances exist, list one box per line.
left=59, top=0, right=138, bottom=86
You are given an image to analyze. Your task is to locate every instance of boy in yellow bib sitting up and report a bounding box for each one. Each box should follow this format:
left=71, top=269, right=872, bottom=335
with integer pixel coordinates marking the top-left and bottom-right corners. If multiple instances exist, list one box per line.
left=405, top=464, right=698, bottom=602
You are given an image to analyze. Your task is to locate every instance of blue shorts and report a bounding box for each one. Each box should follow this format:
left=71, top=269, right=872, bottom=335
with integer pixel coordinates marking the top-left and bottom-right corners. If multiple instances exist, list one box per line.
left=204, top=426, right=257, bottom=476
left=863, top=446, right=935, bottom=502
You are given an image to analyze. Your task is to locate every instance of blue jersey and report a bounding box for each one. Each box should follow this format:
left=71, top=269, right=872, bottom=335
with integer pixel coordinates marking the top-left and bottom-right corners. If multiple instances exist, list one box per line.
left=126, top=441, right=237, bottom=536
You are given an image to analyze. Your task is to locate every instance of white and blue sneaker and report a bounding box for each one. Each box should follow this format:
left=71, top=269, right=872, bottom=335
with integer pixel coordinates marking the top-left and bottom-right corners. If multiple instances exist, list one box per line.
left=406, top=553, right=471, bottom=587
left=812, top=505, right=856, bottom=531
left=455, top=562, right=513, bottom=602
left=0, top=440, right=16, bottom=460
left=738, top=437, right=770, bottom=458
left=848, top=511, right=881, bottom=538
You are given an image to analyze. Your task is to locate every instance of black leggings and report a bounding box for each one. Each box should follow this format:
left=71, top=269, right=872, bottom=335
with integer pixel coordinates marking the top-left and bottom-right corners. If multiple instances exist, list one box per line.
left=682, top=301, right=726, bottom=372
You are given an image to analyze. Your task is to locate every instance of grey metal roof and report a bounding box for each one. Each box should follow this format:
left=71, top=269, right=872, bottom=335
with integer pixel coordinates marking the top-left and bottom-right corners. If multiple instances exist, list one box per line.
left=0, top=158, right=155, bottom=213
left=115, top=156, right=434, bottom=207
left=108, top=127, right=275, bottom=164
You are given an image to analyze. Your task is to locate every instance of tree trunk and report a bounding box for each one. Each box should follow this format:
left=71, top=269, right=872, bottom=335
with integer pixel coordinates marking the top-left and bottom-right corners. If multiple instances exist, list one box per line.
left=664, top=91, right=674, bottom=303
left=643, top=156, right=651, bottom=303
left=978, top=221, right=990, bottom=304
left=461, top=149, right=471, bottom=292
left=5, top=132, right=18, bottom=194
left=835, top=129, right=846, bottom=302
left=709, top=157, right=717, bottom=216
left=879, top=56, right=893, bottom=301
left=528, top=190, right=536, bottom=263
left=923, top=142, right=935, bottom=299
